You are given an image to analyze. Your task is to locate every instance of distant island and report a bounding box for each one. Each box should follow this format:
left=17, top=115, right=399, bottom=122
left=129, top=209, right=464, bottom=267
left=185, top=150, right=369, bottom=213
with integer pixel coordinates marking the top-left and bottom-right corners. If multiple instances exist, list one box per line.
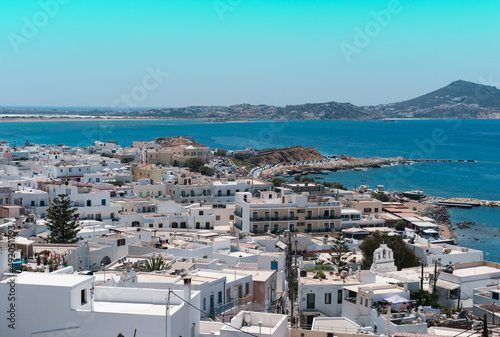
left=2, top=80, right=500, bottom=121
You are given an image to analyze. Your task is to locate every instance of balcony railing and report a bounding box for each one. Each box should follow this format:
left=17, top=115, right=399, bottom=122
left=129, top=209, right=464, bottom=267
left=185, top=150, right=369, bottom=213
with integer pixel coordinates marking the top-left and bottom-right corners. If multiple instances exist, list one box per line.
left=305, top=215, right=342, bottom=220
left=305, top=228, right=334, bottom=233
left=250, top=216, right=298, bottom=222
left=208, top=294, right=253, bottom=316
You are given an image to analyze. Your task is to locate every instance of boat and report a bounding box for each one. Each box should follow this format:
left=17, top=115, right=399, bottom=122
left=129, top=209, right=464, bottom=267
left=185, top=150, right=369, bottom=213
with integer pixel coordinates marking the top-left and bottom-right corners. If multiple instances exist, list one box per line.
left=401, top=190, right=427, bottom=200
left=314, top=176, right=324, bottom=180
left=354, top=167, right=368, bottom=171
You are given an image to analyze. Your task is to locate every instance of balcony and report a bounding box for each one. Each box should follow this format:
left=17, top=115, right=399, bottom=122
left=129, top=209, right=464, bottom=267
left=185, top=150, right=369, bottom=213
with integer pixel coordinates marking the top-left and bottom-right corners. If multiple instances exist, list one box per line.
left=305, top=215, right=342, bottom=220
left=250, top=216, right=298, bottom=222
left=305, top=228, right=334, bottom=233
left=234, top=210, right=243, bottom=217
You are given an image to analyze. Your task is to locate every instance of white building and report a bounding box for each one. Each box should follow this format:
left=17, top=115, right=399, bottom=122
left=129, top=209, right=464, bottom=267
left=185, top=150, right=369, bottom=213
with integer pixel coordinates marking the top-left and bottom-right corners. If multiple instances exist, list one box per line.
left=48, top=184, right=122, bottom=221
left=436, top=261, right=500, bottom=309
left=370, top=244, right=397, bottom=274
left=298, top=269, right=362, bottom=326
left=342, top=283, right=427, bottom=335
left=409, top=241, right=483, bottom=266
left=0, top=273, right=200, bottom=337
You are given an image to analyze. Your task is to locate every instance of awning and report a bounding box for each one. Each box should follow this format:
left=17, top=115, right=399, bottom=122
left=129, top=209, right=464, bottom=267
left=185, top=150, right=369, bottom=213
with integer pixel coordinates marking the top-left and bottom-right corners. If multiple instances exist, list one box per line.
left=423, top=229, right=438, bottom=234
left=383, top=294, right=410, bottom=304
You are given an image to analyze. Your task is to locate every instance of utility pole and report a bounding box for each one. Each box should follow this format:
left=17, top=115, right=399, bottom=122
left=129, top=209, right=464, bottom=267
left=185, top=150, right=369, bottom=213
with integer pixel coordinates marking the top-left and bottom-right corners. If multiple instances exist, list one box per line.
left=294, top=239, right=298, bottom=328
left=482, top=313, right=488, bottom=337
left=433, top=259, right=438, bottom=293
left=420, top=261, right=424, bottom=291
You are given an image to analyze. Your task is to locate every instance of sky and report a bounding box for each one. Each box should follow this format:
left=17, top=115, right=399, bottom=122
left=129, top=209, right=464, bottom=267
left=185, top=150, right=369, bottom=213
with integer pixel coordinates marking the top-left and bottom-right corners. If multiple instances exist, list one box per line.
left=0, top=0, right=499, bottom=108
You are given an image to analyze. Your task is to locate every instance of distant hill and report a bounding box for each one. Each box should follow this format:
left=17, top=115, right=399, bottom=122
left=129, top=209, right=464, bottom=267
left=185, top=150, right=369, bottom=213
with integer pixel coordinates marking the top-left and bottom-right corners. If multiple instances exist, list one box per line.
left=3, top=80, right=500, bottom=120
left=143, top=101, right=374, bottom=120
left=366, top=80, right=500, bottom=119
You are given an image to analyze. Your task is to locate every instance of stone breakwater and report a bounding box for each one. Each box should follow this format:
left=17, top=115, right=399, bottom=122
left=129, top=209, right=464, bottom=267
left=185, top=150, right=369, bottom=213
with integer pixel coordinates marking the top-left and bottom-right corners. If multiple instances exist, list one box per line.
left=260, top=155, right=474, bottom=178
left=425, top=196, right=500, bottom=207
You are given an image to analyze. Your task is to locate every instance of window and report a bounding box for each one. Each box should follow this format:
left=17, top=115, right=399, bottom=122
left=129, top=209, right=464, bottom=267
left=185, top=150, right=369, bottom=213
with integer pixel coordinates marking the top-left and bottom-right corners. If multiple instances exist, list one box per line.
left=40, top=200, right=45, bottom=206
left=325, top=293, right=332, bottom=304
left=297, top=209, right=305, bottom=213
left=229, top=215, right=234, bottom=220
left=117, top=239, right=126, bottom=246
left=158, top=223, right=163, bottom=228
left=338, top=290, right=343, bottom=303
left=493, top=292, right=499, bottom=300
left=245, top=282, right=250, bottom=295
left=96, top=178, right=100, bottom=183
left=218, top=291, right=222, bottom=304
left=199, top=210, right=204, bottom=215
left=374, top=208, right=379, bottom=212
left=101, top=199, right=106, bottom=206
left=81, top=289, right=87, bottom=305
left=203, top=298, right=206, bottom=311
left=149, top=224, right=153, bottom=228
left=307, top=293, right=315, bottom=309
left=216, top=215, right=221, bottom=221
left=363, top=208, right=371, bottom=213
left=87, top=200, right=91, bottom=206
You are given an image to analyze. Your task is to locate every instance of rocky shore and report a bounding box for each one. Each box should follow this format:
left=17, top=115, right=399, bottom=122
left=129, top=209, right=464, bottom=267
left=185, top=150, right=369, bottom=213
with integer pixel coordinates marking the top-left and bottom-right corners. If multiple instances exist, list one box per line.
left=261, top=155, right=474, bottom=178
left=425, top=196, right=500, bottom=207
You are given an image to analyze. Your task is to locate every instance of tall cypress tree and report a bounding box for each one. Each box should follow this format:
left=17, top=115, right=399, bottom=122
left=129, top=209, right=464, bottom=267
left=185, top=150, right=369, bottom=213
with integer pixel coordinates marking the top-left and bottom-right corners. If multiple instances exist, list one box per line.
left=330, top=232, right=351, bottom=268
left=45, top=194, right=81, bottom=244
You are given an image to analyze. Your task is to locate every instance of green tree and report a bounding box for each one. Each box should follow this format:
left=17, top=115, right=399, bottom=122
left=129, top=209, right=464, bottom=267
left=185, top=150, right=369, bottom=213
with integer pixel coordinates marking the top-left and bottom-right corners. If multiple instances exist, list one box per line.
left=200, top=166, right=215, bottom=176
left=215, top=149, right=227, bottom=156
left=294, top=175, right=301, bottom=182
left=138, top=254, right=170, bottom=272
left=184, top=158, right=206, bottom=172
left=371, top=191, right=392, bottom=202
left=45, top=194, right=81, bottom=244
left=395, top=219, right=406, bottom=231
left=359, top=231, right=419, bottom=270
left=410, top=289, right=444, bottom=309
left=272, top=178, right=286, bottom=187
left=321, top=181, right=347, bottom=190
left=301, top=177, right=315, bottom=183
left=330, top=232, right=351, bottom=268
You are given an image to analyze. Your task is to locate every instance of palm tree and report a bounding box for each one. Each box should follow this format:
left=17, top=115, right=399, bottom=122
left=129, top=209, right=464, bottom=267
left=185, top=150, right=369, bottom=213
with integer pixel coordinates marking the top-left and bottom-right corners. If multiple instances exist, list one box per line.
left=138, top=254, right=169, bottom=272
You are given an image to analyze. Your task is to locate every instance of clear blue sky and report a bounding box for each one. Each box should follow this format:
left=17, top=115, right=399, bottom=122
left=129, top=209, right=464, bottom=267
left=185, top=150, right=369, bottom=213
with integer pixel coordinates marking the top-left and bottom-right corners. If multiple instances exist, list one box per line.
left=1, top=0, right=499, bottom=108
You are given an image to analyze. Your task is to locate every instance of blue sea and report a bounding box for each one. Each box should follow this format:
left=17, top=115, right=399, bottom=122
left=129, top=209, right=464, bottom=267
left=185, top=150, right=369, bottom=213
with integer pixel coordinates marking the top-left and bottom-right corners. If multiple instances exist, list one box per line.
left=1, top=119, right=499, bottom=259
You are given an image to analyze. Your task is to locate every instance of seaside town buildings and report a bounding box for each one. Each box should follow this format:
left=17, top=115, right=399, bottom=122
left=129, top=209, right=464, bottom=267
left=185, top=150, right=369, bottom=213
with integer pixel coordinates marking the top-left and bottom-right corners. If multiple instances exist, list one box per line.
left=0, top=137, right=497, bottom=336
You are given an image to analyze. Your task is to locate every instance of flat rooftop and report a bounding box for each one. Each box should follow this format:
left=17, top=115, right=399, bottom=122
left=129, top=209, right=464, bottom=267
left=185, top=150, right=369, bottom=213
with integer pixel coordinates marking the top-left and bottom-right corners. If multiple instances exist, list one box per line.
left=3, top=272, right=93, bottom=287
left=92, top=301, right=177, bottom=316
left=452, top=266, right=500, bottom=278
left=300, top=273, right=361, bottom=286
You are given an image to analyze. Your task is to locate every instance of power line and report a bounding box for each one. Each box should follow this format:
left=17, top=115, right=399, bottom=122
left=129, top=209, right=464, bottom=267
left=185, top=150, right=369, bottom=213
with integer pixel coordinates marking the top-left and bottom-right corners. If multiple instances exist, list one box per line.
left=168, top=290, right=259, bottom=337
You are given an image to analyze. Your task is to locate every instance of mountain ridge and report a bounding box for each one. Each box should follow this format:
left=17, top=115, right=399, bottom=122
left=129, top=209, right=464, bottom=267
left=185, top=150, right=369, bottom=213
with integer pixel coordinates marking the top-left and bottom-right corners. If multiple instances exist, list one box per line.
left=1, top=80, right=499, bottom=120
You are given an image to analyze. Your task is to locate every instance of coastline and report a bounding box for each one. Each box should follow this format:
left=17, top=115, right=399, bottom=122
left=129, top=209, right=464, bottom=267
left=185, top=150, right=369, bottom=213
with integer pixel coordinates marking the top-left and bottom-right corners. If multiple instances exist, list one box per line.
left=0, top=117, right=265, bottom=123
left=404, top=202, right=457, bottom=240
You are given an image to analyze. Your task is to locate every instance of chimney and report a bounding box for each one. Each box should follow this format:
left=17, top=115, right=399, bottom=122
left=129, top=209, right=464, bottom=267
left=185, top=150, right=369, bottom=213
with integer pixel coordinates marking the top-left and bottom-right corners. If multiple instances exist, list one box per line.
left=183, top=278, right=192, bottom=336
